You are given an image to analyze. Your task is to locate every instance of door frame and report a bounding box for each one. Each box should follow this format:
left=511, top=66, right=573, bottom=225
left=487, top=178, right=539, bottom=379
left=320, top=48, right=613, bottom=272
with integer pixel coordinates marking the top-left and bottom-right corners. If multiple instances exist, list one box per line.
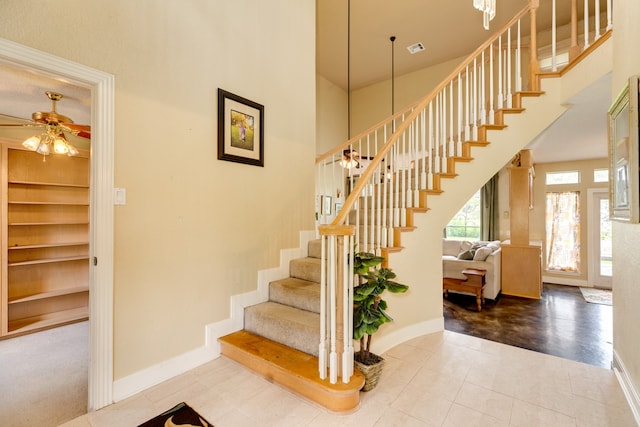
left=587, top=188, right=612, bottom=289
left=0, top=38, right=115, bottom=411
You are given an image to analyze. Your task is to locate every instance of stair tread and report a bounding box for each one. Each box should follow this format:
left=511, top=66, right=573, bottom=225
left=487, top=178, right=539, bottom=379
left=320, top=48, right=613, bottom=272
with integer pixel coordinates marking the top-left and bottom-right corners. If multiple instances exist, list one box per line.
left=219, top=330, right=364, bottom=412
left=270, top=277, right=320, bottom=313
left=245, top=301, right=320, bottom=355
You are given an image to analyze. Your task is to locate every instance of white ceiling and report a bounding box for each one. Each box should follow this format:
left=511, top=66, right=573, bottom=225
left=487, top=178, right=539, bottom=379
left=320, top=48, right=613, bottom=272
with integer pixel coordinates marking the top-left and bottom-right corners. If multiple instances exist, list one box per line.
left=0, top=0, right=610, bottom=163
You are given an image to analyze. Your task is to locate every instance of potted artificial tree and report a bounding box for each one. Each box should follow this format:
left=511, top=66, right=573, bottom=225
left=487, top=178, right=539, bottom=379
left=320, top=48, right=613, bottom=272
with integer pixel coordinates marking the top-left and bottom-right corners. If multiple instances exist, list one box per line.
left=352, top=251, right=409, bottom=391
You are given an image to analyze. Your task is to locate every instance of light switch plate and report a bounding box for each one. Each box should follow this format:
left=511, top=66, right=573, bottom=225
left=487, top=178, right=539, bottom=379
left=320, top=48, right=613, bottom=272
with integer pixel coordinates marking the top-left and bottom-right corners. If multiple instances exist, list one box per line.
left=114, top=188, right=126, bottom=205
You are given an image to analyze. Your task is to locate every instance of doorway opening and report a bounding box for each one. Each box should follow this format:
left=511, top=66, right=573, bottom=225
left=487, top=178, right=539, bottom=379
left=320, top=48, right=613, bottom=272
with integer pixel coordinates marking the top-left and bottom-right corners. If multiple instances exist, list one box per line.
left=0, top=38, right=115, bottom=412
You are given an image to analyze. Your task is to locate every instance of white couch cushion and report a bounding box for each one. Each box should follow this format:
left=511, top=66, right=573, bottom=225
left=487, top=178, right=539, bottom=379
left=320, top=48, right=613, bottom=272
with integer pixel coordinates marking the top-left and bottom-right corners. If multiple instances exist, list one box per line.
left=443, top=239, right=462, bottom=256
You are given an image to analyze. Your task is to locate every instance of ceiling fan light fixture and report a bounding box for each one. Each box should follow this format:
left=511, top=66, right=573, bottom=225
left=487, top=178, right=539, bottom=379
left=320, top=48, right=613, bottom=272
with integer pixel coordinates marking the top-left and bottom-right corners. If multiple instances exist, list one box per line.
left=53, top=135, right=69, bottom=154
left=340, top=149, right=360, bottom=169
left=22, top=135, right=42, bottom=151
left=35, top=138, right=51, bottom=155
left=21, top=124, right=79, bottom=157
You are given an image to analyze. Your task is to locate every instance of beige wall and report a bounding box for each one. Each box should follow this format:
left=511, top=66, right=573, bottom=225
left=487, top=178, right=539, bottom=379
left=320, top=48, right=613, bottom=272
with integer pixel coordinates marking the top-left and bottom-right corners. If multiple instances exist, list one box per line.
left=350, top=56, right=462, bottom=135
left=612, top=0, right=640, bottom=406
left=316, top=74, right=347, bottom=156
left=0, top=0, right=316, bottom=380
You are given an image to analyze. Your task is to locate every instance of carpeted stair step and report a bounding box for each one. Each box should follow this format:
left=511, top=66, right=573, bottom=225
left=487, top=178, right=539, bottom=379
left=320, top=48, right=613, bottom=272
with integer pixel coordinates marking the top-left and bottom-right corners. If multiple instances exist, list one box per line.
left=290, top=256, right=321, bottom=283
left=269, top=277, right=320, bottom=313
left=244, top=301, right=319, bottom=356
left=219, top=330, right=364, bottom=412
left=308, top=239, right=322, bottom=259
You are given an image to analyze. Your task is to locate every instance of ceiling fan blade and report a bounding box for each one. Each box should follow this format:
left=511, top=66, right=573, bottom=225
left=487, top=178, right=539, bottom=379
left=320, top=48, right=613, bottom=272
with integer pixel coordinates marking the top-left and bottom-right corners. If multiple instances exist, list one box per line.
left=0, top=123, right=41, bottom=128
left=60, top=123, right=91, bottom=139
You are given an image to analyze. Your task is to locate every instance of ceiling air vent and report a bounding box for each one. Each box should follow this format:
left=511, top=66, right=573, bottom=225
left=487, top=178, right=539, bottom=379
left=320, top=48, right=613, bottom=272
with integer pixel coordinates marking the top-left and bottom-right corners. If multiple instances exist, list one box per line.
left=406, top=42, right=425, bottom=54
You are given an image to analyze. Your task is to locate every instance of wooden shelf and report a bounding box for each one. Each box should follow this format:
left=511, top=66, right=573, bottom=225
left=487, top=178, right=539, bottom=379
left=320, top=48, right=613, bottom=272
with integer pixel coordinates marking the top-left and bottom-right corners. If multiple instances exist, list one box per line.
left=9, top=242, right=89, bottom=250
left=8, top=201, right=89, bottom=206
left=7, top=307, right=89, bottom=336
left=8, top=222, right=90, bottom=226
left=8, top=180, right=89, bottom=188
left=8, top=286, right=89, bottom=304
left=8, top=255, right=89, bottom=267
left=1, top=147, right=90, bottom=338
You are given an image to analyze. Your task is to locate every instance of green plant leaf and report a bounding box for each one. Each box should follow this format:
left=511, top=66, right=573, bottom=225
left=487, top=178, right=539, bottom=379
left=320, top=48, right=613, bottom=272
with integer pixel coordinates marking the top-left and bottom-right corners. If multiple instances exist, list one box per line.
left=386, top=281, right=409, bottom=293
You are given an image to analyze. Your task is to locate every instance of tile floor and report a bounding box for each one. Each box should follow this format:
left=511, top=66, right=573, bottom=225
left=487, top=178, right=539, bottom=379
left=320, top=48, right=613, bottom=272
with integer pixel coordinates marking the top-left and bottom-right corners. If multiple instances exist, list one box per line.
left=63, top=330, right=637, bottom=427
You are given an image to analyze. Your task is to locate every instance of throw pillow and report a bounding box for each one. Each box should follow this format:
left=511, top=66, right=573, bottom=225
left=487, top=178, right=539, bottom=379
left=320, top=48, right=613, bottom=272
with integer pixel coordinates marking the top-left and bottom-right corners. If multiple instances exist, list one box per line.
left=457, top=249, right=475, bottom=260
left=473, top=246, right=493, bottom=261
left=487, top=240, right=501, bottom=251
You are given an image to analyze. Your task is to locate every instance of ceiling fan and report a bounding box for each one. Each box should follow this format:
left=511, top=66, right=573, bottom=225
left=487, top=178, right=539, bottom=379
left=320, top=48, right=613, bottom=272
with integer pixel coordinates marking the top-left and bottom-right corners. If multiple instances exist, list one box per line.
left=0, top=90, right=90, bottom=156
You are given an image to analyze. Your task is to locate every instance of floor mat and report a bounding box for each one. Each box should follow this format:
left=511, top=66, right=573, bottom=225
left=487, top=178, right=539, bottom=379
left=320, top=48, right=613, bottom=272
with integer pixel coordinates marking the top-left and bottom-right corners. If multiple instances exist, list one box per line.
left=580, top=287, right=612, bottom=305
left=138, top=402, right=212, bottom=427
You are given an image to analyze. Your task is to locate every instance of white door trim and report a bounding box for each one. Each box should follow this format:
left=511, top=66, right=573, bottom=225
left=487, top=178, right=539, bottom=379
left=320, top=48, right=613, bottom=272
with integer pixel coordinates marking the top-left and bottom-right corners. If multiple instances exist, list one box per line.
left=0, top=37, right=115, bottom=411
left=587, top=188, right=612, bottom=289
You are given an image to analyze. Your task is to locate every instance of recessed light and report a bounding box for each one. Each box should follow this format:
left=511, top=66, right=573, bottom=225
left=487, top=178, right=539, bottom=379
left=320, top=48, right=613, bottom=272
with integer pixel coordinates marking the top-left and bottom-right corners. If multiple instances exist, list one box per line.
left=407, top=42, right=425, bottom=54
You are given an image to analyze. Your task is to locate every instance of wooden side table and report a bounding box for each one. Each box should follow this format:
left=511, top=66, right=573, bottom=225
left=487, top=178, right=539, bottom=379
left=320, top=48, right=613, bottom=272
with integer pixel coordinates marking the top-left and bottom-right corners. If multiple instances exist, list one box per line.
left=443, top=268, right=487, bottom=311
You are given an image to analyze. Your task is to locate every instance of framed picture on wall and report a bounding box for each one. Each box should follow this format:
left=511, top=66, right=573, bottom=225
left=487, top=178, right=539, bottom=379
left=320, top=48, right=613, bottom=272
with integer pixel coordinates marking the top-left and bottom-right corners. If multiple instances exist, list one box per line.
left=608, top=75, right=640, bottom=222
left=320, top=195, right=332, bottom=215
left=217, top=89, right=264, bottom=167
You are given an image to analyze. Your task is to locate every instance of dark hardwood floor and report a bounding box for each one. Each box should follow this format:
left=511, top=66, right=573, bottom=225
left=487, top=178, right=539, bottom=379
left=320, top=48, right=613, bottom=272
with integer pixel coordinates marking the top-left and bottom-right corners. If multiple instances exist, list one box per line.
left=443, top=283, right=613, bottom=368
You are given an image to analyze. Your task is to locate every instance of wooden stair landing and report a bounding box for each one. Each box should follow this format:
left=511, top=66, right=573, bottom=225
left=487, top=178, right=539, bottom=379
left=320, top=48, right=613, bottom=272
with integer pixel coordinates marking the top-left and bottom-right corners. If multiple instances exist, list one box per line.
left=219, top=330, right=365, bottom=412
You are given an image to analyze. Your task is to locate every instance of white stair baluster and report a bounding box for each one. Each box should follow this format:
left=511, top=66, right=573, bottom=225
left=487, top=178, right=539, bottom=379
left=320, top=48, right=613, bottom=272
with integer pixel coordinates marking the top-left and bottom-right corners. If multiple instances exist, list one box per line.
left=489, top=42, right=495, bottom=124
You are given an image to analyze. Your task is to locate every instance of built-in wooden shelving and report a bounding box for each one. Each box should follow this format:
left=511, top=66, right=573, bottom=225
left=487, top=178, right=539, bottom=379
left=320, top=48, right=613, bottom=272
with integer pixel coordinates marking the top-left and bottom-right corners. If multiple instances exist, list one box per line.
left=1, top=146, right=90, bottom=338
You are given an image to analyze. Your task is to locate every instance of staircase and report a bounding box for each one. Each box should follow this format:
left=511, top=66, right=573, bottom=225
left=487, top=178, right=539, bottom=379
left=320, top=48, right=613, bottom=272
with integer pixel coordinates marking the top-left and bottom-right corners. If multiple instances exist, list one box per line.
left=218, top=1, right=613, bottom=413
left=219, top=240, right=365, bottom=412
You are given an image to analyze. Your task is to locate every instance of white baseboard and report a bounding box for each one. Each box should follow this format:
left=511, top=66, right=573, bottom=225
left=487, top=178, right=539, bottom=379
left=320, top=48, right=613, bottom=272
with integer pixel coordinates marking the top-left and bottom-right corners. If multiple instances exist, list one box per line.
left=113, top=345, right=216, bottom=402
left=205, top=230, right=316, bottom=357
left=114, top=230, right=316, bottom=402
left=371, top=316, right=445, bottom=356
left=613, top=349, right=640, bottom=425
left=542, top=275, right=588, bottom=287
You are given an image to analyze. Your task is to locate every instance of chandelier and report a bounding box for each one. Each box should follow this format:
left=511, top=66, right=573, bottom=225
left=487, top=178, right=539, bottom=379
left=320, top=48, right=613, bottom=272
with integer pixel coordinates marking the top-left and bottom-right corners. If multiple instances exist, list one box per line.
left=474, top=0, right=496, bottom=30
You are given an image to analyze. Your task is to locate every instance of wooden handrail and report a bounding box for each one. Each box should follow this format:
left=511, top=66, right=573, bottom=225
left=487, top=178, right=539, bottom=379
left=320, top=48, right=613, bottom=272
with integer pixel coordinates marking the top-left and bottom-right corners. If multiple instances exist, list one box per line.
left=326, top=3, right=534, bottom=227
left=316, top=3, right=535, bottom=168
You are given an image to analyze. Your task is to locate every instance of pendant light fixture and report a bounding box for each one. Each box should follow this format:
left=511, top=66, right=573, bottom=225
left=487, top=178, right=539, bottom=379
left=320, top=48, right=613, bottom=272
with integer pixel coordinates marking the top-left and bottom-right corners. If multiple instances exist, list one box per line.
left=341, top=0, right=356, bottom=169
left=474, top=0, right=496, bottom=30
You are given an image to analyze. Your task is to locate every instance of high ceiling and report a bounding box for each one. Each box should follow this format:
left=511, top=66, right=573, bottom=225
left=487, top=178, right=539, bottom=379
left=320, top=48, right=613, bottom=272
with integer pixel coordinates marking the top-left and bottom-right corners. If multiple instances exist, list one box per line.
left=0, top=0, right=610, bottom=163
left=316, top=0, right=610, bottom=163
left=317, top=0, right=530, bottom=90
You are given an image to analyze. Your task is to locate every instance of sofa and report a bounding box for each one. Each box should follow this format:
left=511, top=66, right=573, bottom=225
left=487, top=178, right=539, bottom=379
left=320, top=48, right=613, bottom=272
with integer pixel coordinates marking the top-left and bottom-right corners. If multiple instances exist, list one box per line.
left=442, top=238, right=502, bottom=300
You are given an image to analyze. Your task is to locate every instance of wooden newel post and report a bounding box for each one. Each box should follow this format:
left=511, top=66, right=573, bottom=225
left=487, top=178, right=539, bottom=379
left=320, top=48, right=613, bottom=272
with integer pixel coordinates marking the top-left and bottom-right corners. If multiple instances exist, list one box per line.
left=529, top=0, right=540, bottom=91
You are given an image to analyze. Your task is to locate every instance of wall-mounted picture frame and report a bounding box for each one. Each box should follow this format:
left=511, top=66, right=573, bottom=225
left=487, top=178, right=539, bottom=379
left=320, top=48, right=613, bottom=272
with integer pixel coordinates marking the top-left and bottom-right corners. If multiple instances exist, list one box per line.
left=608, top=75, right=639, bottom=223
left=321, top=195, right=332, bottom=215
left=218, top=88, right=264, bottom=167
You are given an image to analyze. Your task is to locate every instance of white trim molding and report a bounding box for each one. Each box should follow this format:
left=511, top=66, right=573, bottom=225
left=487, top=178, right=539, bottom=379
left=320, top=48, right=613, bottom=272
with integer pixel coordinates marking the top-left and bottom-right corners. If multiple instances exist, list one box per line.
left=371, top=316, right=445, bottom=356
left=541, top=275, right=588, bottom=287
left=114, top=230, right=316, bottom=398
left=0, top=37, right=115, bottom=411
left=206, top=230, right=316, bottom=356
left=613, top=349, right=640, bottom=425
left=113, top=345, right=216, bottom=402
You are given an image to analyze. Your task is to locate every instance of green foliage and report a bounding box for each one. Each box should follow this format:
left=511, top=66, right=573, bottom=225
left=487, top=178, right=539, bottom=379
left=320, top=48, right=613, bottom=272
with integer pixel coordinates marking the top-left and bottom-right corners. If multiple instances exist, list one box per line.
left=352, top=251, right=409, bottom=362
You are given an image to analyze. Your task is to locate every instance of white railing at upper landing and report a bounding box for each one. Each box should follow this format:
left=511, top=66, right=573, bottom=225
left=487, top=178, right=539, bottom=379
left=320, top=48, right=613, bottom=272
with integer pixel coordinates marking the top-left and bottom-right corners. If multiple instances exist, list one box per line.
left=315, top=0, right=613, bottom=385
